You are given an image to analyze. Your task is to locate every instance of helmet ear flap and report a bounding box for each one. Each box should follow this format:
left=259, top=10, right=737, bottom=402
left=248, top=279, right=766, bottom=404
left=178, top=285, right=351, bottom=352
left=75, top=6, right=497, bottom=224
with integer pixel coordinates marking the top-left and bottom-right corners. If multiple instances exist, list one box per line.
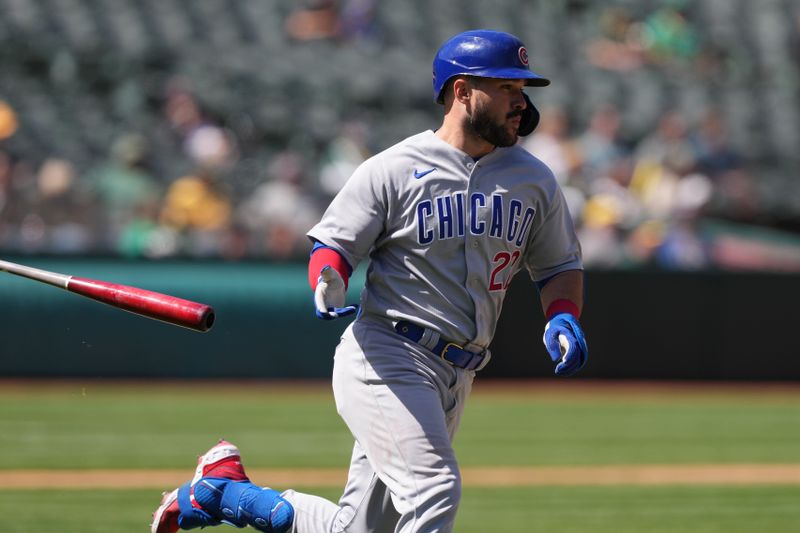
left=518, top=93, right=540, bottom=136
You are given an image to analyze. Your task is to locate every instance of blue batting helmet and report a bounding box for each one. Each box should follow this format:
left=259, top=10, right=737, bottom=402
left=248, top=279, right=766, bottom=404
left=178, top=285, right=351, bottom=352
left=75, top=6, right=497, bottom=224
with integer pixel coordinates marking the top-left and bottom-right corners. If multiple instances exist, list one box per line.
left=432, top=29, right=550, bottom=104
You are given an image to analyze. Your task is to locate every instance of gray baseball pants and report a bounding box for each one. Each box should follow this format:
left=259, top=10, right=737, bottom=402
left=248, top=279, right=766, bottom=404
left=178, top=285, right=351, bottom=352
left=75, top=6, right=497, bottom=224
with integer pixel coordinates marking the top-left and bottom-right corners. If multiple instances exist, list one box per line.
left=281, top=315, right=474, bottom=533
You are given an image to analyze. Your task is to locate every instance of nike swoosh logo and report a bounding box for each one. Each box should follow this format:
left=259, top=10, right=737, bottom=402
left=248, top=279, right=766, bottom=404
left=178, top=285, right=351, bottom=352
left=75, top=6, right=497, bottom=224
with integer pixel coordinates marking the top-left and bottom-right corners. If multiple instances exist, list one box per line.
left=413, top=167, right=437, bottom=179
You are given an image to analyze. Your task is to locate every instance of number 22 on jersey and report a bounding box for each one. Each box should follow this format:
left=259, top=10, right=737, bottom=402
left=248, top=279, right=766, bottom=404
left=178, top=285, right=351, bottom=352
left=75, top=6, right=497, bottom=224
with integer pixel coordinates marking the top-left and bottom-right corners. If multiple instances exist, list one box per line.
left=489, top=250, right=521, bottom=291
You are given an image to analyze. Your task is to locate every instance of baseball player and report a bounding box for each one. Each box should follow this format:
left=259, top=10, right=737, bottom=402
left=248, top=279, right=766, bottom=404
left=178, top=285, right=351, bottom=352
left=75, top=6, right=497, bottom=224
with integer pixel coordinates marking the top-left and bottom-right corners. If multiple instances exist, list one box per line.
left=152, top=29, right=587, bottom=533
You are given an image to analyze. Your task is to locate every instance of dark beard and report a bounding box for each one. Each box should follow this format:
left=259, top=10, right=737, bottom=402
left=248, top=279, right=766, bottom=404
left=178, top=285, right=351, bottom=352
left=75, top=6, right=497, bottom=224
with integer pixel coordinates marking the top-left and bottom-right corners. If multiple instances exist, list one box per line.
left=467, top=101, right=519, bottom=147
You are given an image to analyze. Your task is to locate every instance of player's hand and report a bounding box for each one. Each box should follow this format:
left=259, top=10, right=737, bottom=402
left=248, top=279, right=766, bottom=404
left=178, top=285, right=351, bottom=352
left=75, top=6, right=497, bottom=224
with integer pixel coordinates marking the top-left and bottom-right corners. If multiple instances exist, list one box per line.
left=543, top=313, right=588, bottom=376
left=314, top=266, right=358, bottom=320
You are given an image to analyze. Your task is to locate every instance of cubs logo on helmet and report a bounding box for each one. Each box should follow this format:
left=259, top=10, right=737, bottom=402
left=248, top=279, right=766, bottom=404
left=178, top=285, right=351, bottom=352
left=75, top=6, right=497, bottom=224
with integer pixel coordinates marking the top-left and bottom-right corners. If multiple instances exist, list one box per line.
left=518, top=46, right=529, bottom=66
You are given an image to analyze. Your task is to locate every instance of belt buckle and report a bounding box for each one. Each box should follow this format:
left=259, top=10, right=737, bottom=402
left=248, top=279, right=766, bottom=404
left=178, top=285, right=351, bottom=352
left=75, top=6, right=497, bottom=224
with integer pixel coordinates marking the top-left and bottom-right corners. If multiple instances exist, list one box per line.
left=440, top=342, right=463, bottom=365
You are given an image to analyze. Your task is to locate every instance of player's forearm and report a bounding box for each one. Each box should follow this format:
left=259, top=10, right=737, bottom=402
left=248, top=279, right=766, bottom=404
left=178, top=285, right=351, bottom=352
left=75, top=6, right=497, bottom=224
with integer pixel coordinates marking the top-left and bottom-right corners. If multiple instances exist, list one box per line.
left=539, top=269, right=584, bottom=318
left=308, top=243, right=352, bottom=290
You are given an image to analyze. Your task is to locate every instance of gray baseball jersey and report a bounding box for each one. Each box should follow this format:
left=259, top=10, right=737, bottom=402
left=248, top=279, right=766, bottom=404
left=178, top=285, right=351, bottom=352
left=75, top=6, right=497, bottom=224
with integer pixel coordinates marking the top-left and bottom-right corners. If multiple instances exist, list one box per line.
left=307, top=129, right=582, bottom=350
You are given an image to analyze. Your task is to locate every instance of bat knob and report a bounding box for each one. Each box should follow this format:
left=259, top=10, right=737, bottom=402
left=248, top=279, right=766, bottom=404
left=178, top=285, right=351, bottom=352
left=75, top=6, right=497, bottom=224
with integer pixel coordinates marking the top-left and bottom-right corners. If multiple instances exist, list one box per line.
left=200, top=308, right=216, bottom=332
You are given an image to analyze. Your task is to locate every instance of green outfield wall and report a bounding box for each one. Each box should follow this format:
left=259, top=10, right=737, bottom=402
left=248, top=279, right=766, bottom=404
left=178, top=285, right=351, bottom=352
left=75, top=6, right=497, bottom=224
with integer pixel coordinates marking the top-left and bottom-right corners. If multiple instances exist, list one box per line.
left=0, top=258, right=796, bottom=380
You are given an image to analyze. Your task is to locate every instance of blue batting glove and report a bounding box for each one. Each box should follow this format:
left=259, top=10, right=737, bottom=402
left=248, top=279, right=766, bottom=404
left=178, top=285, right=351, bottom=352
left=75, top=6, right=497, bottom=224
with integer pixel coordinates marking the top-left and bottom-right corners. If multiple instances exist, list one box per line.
left=314, top=266, right=359, bottom=320
left=315, top=305, right=358, bottom=320
left=543, top=313, right=588, bottom=376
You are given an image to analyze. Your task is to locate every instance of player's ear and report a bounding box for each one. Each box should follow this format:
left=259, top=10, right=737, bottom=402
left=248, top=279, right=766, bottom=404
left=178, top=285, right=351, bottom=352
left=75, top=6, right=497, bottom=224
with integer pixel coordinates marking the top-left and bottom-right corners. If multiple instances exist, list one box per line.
left=452, top=77, right=472, bottom=103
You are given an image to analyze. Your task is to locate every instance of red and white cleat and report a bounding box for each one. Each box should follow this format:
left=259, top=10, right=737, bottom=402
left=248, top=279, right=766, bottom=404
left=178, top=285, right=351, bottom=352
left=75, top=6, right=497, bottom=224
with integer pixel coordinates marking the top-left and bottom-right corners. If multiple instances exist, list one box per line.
left=150, top=440, right=248, bottom=533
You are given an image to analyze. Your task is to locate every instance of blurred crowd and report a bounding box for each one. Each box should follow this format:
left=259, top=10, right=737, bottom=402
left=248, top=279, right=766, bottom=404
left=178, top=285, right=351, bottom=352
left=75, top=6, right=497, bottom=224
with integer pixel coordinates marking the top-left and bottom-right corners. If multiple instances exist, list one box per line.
left=1, top=0, right=799, bottom=271
left=0, top=79, right=373, bottom=261
left=522, top=104, right=760, bottom=270
left=0, top=87, right=787, bottom=271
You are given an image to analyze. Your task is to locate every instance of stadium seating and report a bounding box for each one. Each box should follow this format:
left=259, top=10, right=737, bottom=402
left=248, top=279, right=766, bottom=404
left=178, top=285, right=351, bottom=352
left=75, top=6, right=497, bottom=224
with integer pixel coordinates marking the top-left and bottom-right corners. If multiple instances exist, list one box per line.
left=0, top=0, right=798, bottom=258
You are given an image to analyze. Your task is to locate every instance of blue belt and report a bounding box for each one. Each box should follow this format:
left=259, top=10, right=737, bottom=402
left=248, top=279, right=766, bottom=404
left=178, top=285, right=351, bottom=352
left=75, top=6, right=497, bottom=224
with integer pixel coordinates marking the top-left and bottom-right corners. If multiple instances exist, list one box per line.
left=394, top=320, right=486, bottom=371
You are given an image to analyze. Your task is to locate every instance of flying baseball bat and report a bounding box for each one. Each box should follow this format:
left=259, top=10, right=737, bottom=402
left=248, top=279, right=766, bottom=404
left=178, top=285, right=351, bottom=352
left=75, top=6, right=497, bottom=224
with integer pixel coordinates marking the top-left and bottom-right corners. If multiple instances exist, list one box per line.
left=0, top=259, right=215, bottom=332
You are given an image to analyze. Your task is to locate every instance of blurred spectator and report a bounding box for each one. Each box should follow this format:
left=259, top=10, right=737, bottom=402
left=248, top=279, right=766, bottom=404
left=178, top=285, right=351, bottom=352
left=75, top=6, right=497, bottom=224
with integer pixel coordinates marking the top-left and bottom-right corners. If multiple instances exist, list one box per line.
left=0, top=153, right=36, bottom=237
left=520, top=106, right=579, bottom=185
left=164, top=79, right=204, bottom=136
left=585, top=6, right=647, bottom=71
left=116, top=201, right=172, bottom=258
left=690, top=109, right=742, bottom=179
left=577, top=156, right=639, bottom=268
left=630, top=110, right=696, bottom=219
left=635, top=110, right=695, bottom=174
left=236, top=150, right=323, bottom=260
left=637, top=2, right=700, bottom=68
left=318, top=119, right=372, bottom=197
left=0, top=150, right=11, bottom=217
left=184, top=123, right=238, bottom=171
left=285, top=0, right=378, bottom=43
left=285, top=0, right=340, bottom=41
left=338, top=0, right=379, bottom=42
left=0, top=150, right=19, bottom=251
left=161, top=169, right=232, bottom=231
left=0, top=103, right=19, bottom=237
left=84, top=134, right=163, bottom=248
left=689, top=109, right=758, bottom=221
left=583, top=156, right=642, bottom=230
left=651, top=171, right=715, bottom=270
left=163, top=79, right=238, bottom=171
left=30, top=158, right=93, bottom=253
left=519, top=106, right=585, bottom=219
left=0, top=100, right=19, bottom=141
left=160, top=168, right=233, bottom=256
left=574, top=103, right=628, bottom=190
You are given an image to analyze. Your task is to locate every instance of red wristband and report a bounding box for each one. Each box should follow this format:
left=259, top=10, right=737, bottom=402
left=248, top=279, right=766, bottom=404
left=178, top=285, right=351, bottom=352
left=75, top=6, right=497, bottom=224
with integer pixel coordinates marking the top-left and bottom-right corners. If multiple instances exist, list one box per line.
left=546, top=299, right=581, bottom=320
left=308, top=247, right=350, bottom=290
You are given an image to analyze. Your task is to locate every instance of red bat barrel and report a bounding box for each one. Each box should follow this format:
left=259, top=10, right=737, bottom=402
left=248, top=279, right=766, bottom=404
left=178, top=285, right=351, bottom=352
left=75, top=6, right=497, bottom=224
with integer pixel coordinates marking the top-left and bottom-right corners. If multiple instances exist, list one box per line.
left=67, top=277, right=215, bottom=332
left=0, top=259, right=215, bottom=332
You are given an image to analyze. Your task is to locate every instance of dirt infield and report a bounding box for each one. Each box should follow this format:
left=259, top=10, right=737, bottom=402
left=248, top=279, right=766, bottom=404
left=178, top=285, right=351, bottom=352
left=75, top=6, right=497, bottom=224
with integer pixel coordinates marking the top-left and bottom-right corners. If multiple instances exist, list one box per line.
left=5, top=464, right=800, bottom=489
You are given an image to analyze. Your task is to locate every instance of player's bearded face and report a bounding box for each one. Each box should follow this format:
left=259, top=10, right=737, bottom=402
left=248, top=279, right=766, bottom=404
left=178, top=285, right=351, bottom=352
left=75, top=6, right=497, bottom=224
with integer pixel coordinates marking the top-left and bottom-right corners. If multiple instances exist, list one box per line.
left=467, top=98, right=520, bottom=148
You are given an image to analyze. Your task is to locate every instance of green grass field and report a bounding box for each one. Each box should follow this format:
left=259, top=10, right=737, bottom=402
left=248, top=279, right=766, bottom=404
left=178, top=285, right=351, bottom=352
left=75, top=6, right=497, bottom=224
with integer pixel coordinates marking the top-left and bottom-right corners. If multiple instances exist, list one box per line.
left=1, top=380, right=799, bottom=531
left=4, top=485, right=800, bottom=533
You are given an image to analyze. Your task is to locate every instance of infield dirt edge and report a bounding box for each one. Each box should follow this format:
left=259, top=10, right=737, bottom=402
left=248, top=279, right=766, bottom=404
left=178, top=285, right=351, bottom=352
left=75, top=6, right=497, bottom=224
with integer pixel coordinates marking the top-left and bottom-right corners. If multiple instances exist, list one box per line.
left=4, top=464, right=800, bottom=489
